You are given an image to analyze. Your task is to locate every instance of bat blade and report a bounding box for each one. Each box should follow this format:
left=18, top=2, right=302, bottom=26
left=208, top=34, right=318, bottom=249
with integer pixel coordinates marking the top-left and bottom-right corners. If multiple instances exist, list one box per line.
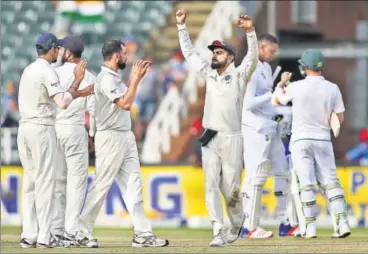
left=330, top=112, right=340, bottom=137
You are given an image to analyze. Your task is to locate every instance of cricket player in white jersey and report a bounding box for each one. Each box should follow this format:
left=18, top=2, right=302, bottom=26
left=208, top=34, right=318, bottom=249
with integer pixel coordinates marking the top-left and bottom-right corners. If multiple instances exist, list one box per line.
left=51, top=36, right=96, bottom=244
left=76, top=40, right=169, bottom=248
left=241, top=34, right=292, bottom=238
left=176, top=9, right=258, bottom=246
left=272, top=49, right=351, bottom=238
left=17, top=33, right=93, bottom=248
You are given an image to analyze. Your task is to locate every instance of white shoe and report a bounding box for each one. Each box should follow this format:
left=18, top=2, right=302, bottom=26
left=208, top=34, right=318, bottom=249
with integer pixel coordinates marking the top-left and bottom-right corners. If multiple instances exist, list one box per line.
left=293, top=226, right=302, bottom=237
left=132, top=232, right=169, bottom=247
left=209, top=230, right=227, bottom=247
left=36, top=237, right=71, bottom=248
left=304, top=224, right=317, bottom=239
left=20, top=238, right=36, bottom=248
left=248, top=227, right=274, bottom=239
left=337, top=222, right=351, bottom=238
left=227, top=226, right=242, bottom=243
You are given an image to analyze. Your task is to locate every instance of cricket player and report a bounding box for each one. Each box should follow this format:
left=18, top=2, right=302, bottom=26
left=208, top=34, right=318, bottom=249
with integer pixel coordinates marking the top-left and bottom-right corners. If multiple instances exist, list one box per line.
left=51, top=36, right=96, bottom=244
left=176, top=9, right=258, bottom=246
left=241, top=34, right=290, bottom=238
left=76, top=40, right=169, bottom=248
left=18, top=33, right=93, bottom=248
left=272, top=49, right=351, bottom=238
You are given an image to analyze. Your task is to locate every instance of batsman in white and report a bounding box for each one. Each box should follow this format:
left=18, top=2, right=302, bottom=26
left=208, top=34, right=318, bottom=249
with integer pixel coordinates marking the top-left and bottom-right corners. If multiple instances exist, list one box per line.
left=51, top=36, right=96, bottom=244
left=17, top=33, right=93, bottom=248
left=241, top=34, right=291, bottom=238
left=272, top=49, right=351, bottom=238
left=176, top=9, right=258, bottom=246
left=76, top=40, right=169, bottom=248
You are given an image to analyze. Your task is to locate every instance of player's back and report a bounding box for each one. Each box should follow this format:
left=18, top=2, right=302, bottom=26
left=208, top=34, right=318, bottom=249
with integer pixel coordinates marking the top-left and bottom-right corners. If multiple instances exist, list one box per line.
left=94, top=67, right=131, bottom=132
left=290, top=76, right=344, bottom=142
left=54, top=62, right=95, bottom=125
left=18, top=58, right=61, bottom=125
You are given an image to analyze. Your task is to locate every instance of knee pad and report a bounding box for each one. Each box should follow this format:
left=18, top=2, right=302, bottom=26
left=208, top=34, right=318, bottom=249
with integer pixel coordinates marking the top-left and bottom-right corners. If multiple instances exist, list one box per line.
left=252, top=159, right=271, bottom=186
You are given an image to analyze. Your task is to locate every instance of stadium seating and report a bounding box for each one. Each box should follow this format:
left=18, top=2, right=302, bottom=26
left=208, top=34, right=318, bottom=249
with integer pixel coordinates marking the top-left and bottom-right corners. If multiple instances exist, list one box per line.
left=0, top=1, right=173, bottom=85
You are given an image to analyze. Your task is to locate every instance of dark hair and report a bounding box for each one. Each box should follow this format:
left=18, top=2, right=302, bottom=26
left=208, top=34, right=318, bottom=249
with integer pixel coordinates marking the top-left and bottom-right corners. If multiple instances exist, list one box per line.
left=70, top=51, right=82, bottom=58
left=258, top=33, right=279, bottom=44
left=36, top=45, right=51, bottom=56
left=102, top=40, right=125, bottom=61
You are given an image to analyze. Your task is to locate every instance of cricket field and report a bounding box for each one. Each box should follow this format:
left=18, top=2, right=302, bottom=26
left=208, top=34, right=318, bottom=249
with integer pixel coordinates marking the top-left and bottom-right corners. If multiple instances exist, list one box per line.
left=1, top=227, right=368, bottom=253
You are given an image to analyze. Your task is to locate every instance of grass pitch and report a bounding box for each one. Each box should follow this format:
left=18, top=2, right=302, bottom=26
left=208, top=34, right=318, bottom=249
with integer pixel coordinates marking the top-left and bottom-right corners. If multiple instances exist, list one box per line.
left=1, top=226, right=368, bottom=253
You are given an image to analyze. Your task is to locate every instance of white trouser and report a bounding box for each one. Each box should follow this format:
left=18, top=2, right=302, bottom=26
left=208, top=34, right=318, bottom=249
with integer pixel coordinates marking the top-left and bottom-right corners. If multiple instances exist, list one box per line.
left=52, top=125, right=89, bottom=235
left=291, top=140, right=348, bottom=228
left=17, top=122, right=57, bottom=245
left=242, top=125, right=289, bottom=229
left=78, top=130, right=151, bottom=235
left=201, top=132, right=244, bottom=236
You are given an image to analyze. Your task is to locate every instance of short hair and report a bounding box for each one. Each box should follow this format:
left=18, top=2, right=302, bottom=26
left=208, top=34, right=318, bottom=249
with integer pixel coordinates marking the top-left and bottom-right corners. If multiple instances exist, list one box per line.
left=258, top=33, right=279, bottom=44
left=36, top=45, right=51, bottom=56
left=70, top=51, right=82, bottom=58
left=102, top=40, right=125, bottom=61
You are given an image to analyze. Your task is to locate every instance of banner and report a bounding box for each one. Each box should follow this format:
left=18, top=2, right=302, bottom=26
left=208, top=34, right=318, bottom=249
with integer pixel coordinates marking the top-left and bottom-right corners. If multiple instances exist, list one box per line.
left=1, top=166, right=367, bottom=228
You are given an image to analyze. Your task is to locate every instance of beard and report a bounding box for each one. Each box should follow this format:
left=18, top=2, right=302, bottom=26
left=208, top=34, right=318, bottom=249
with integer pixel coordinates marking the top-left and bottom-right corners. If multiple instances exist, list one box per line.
left=211, top=59, right=223, bottom=69
left=118, top=61, right=126, bottom=70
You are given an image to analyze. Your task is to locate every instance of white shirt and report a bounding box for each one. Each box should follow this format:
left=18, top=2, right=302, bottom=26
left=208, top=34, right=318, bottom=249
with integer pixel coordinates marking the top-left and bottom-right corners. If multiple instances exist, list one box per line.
left=242, top=61, right=279, bottom=135
left=54, top=62, right=95, bottom=126
left=18, top=58, right=63, bottom=125
left=280, top=76, right=345, bottom=141
left=177, top=23, right=258, bottom=133
left=94, top=66, right=131, bottom=132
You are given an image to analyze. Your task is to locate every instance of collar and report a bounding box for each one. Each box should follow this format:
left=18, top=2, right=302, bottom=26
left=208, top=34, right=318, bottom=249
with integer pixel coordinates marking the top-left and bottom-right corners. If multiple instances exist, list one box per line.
left=306, top=75, right=325, bottom=81
left=36, top=58, right=51, bottom=65
left=101, top=66, right=120, bottom=77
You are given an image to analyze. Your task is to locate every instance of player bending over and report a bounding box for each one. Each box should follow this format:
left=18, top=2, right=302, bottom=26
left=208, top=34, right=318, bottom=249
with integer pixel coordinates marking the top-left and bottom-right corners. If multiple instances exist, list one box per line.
left=272, top=49, right=351, bottom=238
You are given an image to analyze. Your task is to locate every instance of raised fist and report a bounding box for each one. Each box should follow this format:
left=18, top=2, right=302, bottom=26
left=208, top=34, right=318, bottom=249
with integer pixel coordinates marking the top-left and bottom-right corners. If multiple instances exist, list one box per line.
left=238, top=14, right=254, bottom=32
left=176, top=9, right=187, bottom=25
left=281, top=72, right=292, bottom=83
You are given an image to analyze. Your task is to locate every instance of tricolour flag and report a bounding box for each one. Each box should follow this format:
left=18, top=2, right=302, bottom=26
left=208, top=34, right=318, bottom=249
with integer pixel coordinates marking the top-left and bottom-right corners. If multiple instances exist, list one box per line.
left=57, top=0, right=105, bottom=23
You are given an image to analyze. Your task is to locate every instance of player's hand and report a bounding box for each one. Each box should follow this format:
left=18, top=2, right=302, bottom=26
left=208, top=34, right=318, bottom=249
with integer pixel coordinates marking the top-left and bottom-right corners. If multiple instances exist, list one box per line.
left=88, top=136, right=95, bottom=153
left=74, top=60, right=87, bottom=81
left=280, top=72, right=292, bottom=85
left=132, top=60, right=151, bottom=79
left=85, top=83, right=95, bottom=95
left=176, top=9, right=187, bottom=25
left=238, top=14, right=254, bottom=32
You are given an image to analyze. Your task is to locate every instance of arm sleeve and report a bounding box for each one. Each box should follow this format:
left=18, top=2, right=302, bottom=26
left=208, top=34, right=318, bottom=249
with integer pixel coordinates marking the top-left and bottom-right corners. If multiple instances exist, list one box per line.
left=333, top=86, right=345, bottom=114
left=86, top=94, right=96, bottom=136
left=236, top=30, right=259, bottom=88
left=50, top=60, right=63, bottom=68
left=100, top=75, right=125, bottom=102
left=45, top=68, right=64, bottom=97
left=53, top=92, right=73, bottom=109
left=177, top=23, right=209, bottom=75
left=243, top=73, right=273, bottom=110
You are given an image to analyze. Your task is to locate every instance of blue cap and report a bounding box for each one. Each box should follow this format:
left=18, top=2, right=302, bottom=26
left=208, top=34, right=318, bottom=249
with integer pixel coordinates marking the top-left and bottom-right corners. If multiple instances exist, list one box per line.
left=122, top=34, right=137, bottom=43
left=208, top=40, right=237, bottom=56
left=35, top=33, right=64, bottom=50
left=62, top=35, right=84, bottom=53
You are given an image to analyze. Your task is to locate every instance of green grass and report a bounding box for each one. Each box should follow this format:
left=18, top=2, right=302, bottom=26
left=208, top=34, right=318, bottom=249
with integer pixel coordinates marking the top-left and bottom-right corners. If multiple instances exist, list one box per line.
left=1, top=226, right=368, bottom=253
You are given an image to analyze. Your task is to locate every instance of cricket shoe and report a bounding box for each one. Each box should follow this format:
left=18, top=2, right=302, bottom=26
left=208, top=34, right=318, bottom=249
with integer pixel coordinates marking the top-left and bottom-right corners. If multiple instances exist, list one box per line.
left=247, top=227, right=274, bottom=239
left=304, top=224, right=317, bottom=239
left=227, top=225, right=243, bottom=243
left=55, top=232, right=77, bottom=246
left=293, top=226, right=302, bottom=237
left=332, top=222, right=351, bottom=238
left=240, top=227, right=249, bottom=238
left=77, top=237, right=99, bottom=248
left=20, top=238, right=36, bottom=248
left=132, top=232, right=169, bottom=247
left=36, top=236, right=71, bottom=248
left=209, top=230, right=227, bottom=247
left=278, top=223, right=299, bottom=237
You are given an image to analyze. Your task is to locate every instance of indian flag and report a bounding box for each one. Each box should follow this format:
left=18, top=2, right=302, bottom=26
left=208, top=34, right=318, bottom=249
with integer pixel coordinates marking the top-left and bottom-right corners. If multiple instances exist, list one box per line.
left=57, top=0, right=105, bottom=23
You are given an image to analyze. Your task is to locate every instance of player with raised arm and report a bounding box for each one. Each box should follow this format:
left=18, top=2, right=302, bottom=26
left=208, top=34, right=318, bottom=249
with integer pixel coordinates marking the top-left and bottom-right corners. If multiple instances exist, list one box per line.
left=18, top=33, right=93, bottom=249
left=50, top=36, right=96, bottom=244
left=76, top=40, right=169, bottom=248
left=272, top=49, right=351, bottom=238
left=176, top=9, right=258, bottom=246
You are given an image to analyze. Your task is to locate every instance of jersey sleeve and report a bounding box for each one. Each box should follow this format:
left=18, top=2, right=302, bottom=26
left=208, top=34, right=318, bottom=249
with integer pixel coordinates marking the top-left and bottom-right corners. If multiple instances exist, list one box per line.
left=100, top=74, right=125, bottom=102
left=333, top=85, right=345, bottom=114
left=44, top=68, right=64, bottom=97
left=243, top=71, right=273, bottom=110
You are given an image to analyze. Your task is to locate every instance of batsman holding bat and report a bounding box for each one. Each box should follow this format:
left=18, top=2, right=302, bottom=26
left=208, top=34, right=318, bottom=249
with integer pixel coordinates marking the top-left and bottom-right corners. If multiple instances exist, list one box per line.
left=176, top=9, right=258, bottom=247
left=272, top=49, right=351, bottom=238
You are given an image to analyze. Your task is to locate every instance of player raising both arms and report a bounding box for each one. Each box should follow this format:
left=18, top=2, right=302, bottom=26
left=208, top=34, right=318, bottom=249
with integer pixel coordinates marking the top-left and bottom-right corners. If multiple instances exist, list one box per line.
left=176, top=9, right=258, bottom=247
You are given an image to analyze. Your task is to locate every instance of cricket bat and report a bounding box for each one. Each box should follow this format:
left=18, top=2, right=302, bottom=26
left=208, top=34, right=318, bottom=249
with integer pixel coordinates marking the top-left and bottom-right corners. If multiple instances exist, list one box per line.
left=330, top=112, right=340, bottom=137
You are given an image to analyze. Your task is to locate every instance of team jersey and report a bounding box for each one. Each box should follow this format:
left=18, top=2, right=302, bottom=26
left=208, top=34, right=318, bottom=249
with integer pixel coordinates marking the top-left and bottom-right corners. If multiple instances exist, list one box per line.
left=18, top=58, right=63, bottom=125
